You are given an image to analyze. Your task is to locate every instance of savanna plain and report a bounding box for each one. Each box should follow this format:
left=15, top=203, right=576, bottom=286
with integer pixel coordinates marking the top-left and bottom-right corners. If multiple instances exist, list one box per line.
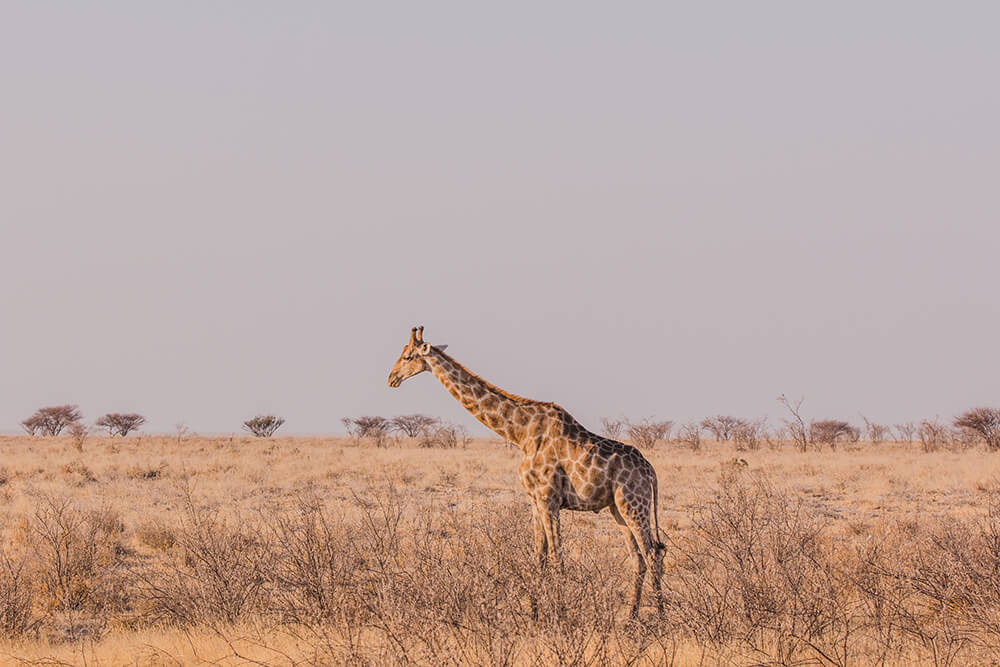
left=2, top=430, right=1000, bottom=666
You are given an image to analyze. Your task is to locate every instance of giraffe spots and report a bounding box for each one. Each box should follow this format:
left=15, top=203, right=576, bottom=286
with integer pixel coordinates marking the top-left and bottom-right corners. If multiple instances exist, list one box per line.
left=482, top=396, right=499, bottom=411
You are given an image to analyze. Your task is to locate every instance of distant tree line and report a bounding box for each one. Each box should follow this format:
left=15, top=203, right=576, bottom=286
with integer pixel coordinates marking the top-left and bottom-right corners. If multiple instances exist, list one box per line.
left=341, top=414, right=471, bottom=448
left=14, top=401, right=1000, bottom=454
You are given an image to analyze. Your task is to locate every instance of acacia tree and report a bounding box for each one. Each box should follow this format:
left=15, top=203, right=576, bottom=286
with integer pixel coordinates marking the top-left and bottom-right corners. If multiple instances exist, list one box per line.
left=21, top=405, right=82, bottom=436
left=700, top=416, right=747, bottom=441
left=342, top=416, right=392, bottom=447
left=390, top=414, right=439, bottom=437
left=809, top=420, right=859, bottom=449
left=96, top=413, right=146, bottom=437
left=242, top=415, right=285, bottom=438
left=954, top=407, right=1000, bottom=451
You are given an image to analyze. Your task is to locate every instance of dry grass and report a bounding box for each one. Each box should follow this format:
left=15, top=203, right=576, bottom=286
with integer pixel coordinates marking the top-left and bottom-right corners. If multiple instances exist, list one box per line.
left=1, top=434, right=1000, bottom=665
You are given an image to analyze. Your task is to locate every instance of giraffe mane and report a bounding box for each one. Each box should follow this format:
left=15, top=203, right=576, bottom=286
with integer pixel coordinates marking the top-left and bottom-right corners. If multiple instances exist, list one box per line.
left=433, top=347, right=558, bottom=408
left=432, top=346, right=593, bottom=435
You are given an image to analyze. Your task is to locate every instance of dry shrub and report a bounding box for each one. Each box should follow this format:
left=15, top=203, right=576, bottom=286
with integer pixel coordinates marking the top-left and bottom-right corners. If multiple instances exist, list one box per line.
left=660, top=472, right=1000, bottom=666
left=918, top=419, right=951, bottom=452
left=666, top=470, right=857, bottom=665
left=894, top=422, right=916, bottom=443
left=778, top=394, right=809, bottom=452
left=126, top=463, right=166, bottom=480
left=676, top=422, right=702, bottom=451
left=135, top=492, right=274, bottom=626
left=733, top=418, right=767, bottom=451
left=0, top=552, right=38, bottom=637
left=418, top=423, right=470, bottom=449
left=67, top=422, right=90, bottom=452
left=61, top=461, right=98, bottom=486
left=262, top=490, right=634, bottom=664
left=25, top=496, right=128, bottom=616
left=135, top=521, right=176, bottom=552
left=343, top=416, right=393, bottom=447
left=600, top=417, right=625, bottom=440
left=862, top=416, right=891, bottom=444
left=626, top=418, right=672, bottom=449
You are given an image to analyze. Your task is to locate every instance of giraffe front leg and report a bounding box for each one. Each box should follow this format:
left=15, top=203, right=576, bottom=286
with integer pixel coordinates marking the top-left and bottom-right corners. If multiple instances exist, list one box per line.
left=529, top=505, right=549, bottom=621
left=531, top=505, right=548, bottom=569
left=540, top=503, right=563, bottom=573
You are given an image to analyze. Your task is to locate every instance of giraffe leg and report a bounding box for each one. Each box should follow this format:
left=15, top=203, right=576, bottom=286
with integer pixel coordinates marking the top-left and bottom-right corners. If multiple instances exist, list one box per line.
left=616, top=495, right=664, bottom=617
left=611, top=505, right=646, bottom=618
left=540, top=505, right=563, bottom=572
left=529, top=506, right=548, bottom=621
left=531, top=506, right=548, bottom=569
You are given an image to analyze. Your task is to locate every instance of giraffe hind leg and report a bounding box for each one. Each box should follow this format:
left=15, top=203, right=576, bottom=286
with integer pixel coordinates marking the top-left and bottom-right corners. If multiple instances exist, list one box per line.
left=611, top=505, right=646, bottom=618
left=616, top=497, right=665, bottom=617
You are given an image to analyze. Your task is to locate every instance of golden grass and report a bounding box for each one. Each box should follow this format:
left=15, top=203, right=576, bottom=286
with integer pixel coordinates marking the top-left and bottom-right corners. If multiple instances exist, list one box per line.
left=1, top=434, right=999, bottom=665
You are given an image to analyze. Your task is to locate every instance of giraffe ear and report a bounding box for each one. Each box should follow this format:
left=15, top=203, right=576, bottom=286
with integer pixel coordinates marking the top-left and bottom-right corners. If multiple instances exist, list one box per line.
left=420, top=342, right=433, bottom=355
left=436, top=344, right=448, bottom=352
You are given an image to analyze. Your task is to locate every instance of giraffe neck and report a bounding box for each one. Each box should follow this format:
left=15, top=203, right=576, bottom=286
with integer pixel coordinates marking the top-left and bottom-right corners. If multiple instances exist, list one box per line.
left=425, top=347, right=540, bottom=447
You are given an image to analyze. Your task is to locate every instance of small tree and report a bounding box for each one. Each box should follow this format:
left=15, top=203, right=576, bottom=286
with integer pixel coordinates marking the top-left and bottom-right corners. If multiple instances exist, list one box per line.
left=21, top=405, right=82, bottom=436
left=700, top=416, right=746, bottom=441
left=893, top=422, right=916, bottom=443
left=419, top=423, right=471, bottom=449
left=954, top=407, right=1000, bottom=451
left=342, top=416, right=392, bottom=447
left=676, top=422, right=702, bottom=451
left=733, top=418, right=767, bottom=452
left=861, top=416, right=890, bottom=444
left=390, top=414, right=439, bottom=438
left=918, top=419, right=950, bottom=452
left=242, top=415, right=285, bottom=438
left=626, top=419, right=672, bottom=449
left=67, top=422, right=90, bottom=453
left=174, top=422, right=192, bottom=445
left=809, top=420, right=856, bottom=449
left=778, top=394, right=809, bottom=452
left=96, top=413, right=146, bottom=437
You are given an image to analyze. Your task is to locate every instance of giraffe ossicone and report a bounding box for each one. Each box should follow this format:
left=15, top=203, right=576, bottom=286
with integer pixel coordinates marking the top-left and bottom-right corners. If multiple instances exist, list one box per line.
left=387, top=325, right=665, bottom=617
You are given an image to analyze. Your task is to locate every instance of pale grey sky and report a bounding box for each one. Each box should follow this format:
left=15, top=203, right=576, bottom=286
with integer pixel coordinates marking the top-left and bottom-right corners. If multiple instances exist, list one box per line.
left=2, top=3, right=998, bottom=435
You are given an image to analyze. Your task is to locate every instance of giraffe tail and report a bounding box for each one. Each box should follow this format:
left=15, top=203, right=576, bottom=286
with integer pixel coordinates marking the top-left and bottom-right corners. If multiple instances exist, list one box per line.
left=652, top=474, right=665, bottom=552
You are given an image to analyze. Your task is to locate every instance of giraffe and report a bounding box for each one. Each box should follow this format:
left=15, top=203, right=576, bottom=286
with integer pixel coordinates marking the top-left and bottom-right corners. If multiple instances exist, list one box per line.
left=387, top=326, right=665, bottom=617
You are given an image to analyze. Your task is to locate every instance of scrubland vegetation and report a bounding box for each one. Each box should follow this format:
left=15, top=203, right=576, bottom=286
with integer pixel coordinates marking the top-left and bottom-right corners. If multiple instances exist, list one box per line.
left=2, top=425, right=1000, bottom=665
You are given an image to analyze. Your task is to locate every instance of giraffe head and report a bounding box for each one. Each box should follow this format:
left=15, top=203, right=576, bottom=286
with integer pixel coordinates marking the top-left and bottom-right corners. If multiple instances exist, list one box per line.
left=387, top=326, right=445, bottom=388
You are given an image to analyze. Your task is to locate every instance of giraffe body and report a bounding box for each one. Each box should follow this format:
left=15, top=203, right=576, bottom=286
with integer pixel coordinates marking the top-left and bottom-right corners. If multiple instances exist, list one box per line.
left=388, top=326, right=665, bottom=617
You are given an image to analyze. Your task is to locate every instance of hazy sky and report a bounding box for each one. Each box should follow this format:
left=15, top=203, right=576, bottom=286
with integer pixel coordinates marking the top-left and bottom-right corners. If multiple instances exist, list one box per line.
left=2, top=3, right=998, bottom=435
